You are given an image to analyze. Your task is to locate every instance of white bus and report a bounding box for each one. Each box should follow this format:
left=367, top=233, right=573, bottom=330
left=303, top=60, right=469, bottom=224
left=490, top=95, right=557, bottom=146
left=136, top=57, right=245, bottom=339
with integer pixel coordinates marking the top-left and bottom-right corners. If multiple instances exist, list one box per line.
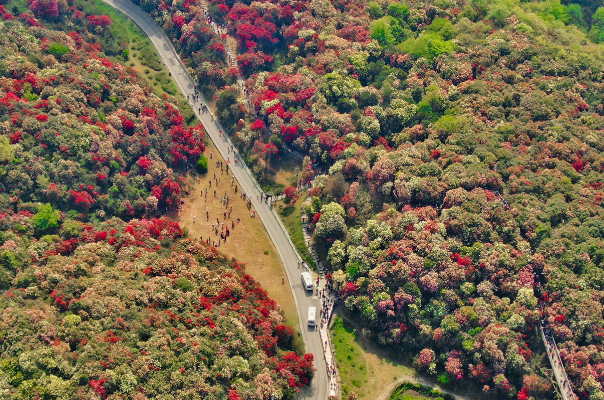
left=307, top=306, right=316, bottom=327
left=301, top=272, right=314, bottom=291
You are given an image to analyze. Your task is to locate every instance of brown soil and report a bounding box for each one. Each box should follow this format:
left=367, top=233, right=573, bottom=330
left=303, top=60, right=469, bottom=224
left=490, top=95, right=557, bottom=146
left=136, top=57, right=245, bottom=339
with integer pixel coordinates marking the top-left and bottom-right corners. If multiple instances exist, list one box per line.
left=174, top=141, right=299, bottom=326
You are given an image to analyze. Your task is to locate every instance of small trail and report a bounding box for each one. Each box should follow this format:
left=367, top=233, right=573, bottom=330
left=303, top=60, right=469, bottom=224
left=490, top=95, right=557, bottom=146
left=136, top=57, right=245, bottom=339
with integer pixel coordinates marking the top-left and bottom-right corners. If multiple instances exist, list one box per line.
left=198, top=1, right=252, bottom=113
left=539, top=324, right=577, bottom=400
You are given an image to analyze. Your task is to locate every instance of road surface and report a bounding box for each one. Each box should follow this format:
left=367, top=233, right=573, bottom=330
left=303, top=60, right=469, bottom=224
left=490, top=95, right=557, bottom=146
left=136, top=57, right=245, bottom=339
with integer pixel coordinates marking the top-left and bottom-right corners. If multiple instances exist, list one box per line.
left=98, top=0, right=329, bottom=398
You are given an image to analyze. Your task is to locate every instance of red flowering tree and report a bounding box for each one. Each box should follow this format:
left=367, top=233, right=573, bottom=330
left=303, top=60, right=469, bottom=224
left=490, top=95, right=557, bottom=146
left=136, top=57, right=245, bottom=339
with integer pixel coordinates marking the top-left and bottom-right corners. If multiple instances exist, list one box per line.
left=236, top=52, right=274, bottom=76
left=138, top=156, right=152, bottom=171
left=30, top=0, right=66, bottom=20
left=283, top=186, right=298, bottom=204
left=70, top=190, right=94, bottom=212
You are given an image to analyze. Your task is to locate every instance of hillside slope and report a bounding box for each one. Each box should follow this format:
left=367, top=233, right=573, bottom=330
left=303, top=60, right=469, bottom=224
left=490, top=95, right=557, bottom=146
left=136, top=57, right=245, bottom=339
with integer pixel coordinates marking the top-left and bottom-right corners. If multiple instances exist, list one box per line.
left=0, top=4, right=313, bottom=399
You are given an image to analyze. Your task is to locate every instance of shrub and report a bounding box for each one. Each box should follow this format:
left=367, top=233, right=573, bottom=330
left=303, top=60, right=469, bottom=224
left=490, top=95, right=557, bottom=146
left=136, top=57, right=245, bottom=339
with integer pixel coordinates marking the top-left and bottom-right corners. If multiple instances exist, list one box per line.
left=397, top=32, right=456, bottom=59
left=48, top=42, right=69, bottom=57
left=31, top=203, right=61, bottom=233
left=197, top=155, right=208, bottom=173
left=176, top=276, right=196, bottom=291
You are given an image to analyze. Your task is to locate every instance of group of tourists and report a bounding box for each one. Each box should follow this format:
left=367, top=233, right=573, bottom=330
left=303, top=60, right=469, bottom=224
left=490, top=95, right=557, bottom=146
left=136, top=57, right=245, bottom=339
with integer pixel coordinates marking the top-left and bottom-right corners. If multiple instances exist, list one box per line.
left=189, top=155, right=259, bottom=247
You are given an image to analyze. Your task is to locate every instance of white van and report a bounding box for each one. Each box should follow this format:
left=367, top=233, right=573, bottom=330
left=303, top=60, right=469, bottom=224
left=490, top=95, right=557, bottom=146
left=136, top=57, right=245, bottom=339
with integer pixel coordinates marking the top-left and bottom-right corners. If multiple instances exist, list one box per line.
left=307, top=306, right=316, bottom=327
left=301, top=272, right=314, bottom=291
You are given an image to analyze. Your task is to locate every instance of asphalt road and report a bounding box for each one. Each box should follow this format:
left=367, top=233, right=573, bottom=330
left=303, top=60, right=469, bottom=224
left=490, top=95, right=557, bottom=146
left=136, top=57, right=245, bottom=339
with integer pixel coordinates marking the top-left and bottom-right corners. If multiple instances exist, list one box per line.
left=98, top=0, right=328, bottom=398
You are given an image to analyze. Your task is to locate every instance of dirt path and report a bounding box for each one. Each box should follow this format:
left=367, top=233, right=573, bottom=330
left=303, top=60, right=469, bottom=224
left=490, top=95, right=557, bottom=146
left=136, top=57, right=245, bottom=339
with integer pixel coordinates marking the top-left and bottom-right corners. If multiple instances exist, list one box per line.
left=176, top=141, right=298, bottom=324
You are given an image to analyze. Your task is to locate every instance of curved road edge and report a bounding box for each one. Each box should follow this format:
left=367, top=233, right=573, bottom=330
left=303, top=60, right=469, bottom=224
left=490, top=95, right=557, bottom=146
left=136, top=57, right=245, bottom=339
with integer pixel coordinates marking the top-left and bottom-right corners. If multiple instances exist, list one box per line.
left=97, top=0, right=328, bottom=398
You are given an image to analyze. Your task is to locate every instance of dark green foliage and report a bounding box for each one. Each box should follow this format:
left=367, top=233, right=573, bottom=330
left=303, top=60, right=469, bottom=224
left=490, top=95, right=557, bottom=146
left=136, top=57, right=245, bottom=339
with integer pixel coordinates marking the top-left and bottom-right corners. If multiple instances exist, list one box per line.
left=0, top=267, right=10, bottom=290
left=387, top=2, right=409, bottom=21
left=390, top=382, right=454, bottom=400
left=487, top=2, right=512, bottom=28
left=216, top=86, right=244, bottom=128
left=357, top=90, right=380, bottom=108
left=140, top=50, right=163, bottom=71
left=426, top=18, right=456, bottom=40
left=175, top=276, right=196, bottom=291
left=397, top=32, right=456, bottom=59
left=567, top=4, right=587, bottom=28
left=590, top=6, right=604, bottom=42
left=370, top=17, right=397, bottom=47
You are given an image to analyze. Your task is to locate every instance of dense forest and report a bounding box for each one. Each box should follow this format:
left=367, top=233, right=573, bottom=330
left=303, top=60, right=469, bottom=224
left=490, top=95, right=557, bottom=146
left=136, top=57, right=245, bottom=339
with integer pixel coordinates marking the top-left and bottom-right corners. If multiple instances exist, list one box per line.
left=0, top=3, right=313, bottom=398
left=3, top=0, right=604, bottom=396
left=0, top=218, right=313, bottom=399
left=126, top=0, right=604, bottom=397
left=0, top=2, right=206, bottom=222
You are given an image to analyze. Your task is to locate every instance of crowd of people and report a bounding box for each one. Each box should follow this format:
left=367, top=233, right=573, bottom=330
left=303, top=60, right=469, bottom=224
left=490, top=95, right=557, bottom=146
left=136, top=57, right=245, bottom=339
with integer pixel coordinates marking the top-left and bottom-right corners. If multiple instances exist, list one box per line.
left=178, top=6, right=340, bottom=395
left=318, top=280, right=339, bottom=397
left=183, top=151, right=259, bottom=248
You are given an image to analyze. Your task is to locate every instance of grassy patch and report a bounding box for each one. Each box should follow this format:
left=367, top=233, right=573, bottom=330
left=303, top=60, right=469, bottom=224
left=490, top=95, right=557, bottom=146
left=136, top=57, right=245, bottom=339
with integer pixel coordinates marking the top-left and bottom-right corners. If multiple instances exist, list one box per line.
left=390, top=383, right=454, bottom=400
left=154, top=71, right=179, bottom=95
left=260, top=181, right=286, bottom=196
left=333, top=311, right=424, bottom=400
left=394, top=390, right=434, bottom=400
left=277, top=195, right=316, bottom=270
left=331, top=316, right=368, bottom=399
left=273, top=152, right=300, bottom=188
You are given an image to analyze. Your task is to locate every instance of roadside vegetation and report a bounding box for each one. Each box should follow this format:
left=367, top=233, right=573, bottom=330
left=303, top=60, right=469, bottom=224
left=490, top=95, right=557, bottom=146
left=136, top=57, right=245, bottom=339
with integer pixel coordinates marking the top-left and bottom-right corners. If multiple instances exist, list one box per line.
left=390, top=383, right=453, bottom=400
left=331, top=316, right=369, bottom=399
left=277, top=194, right=316, bottom=270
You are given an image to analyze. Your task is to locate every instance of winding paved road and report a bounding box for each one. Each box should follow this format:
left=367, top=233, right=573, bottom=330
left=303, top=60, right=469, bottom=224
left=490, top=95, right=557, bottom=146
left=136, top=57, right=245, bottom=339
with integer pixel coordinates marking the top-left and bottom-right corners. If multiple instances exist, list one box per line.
left=98, top=0, right=328, bottom=398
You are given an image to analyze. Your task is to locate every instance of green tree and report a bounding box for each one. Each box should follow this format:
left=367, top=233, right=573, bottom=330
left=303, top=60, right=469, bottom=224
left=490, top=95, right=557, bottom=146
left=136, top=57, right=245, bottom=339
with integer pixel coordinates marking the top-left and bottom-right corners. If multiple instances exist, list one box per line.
left=31, top=203, right=61, bottom=233
left=320, top=202, right=346, bottom=221
left=397, top=32, right=456, bottom=59
left=48, top=42, right=69, bottom=58
left=487, top=3, right=512, bottom=28
left=60, top=219, right=84, bottom=239
left=387, top=2, right=409, bottom=22
left=319, top=73, right=362, bottom=105
left=0, top=136, right=15, bottom=164
left=327, top=240, right=347, bottom=269
left=367, top=1, right=383, bottom=19
left=590, top=7, right=604, bottom=42
left=0, top=267, right=10, bottom=290
left=315, top=204, right=347, bottom=245
left=370, top=18, right=396, bottom=47
left=427, top=18, right=456, bottom=40
left=215, top=87, right=244, bottom=127
left=567, top=4, right=587, bottom=29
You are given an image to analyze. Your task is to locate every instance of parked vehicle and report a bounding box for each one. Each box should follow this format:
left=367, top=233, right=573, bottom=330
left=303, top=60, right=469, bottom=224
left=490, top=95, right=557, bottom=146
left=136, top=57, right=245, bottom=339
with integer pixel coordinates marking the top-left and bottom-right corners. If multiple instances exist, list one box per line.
left=301, top=271, right=314, bottom=291
left=307, top=306, right=316, bottom=326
